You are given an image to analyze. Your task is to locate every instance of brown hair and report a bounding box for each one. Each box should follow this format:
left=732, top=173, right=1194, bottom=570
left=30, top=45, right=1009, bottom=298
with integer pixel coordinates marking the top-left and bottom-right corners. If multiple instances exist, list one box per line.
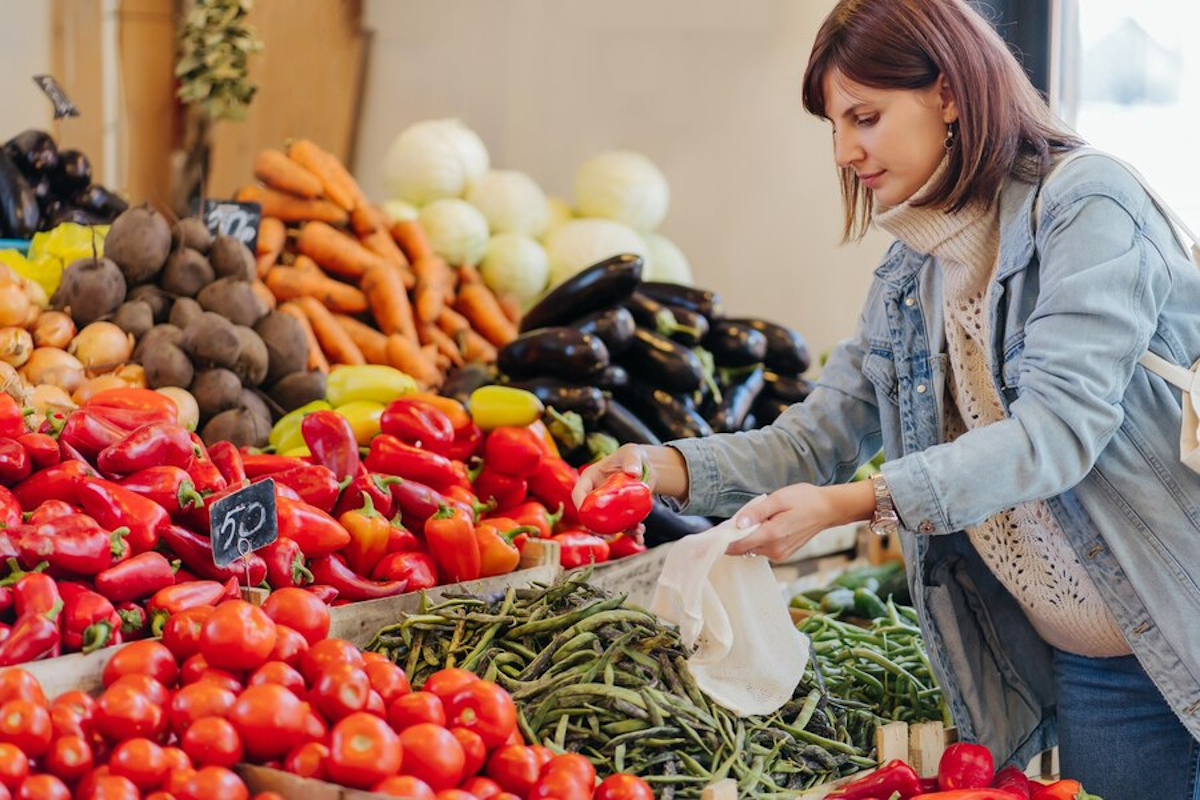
left=802, top=0, right=1082, bottom=240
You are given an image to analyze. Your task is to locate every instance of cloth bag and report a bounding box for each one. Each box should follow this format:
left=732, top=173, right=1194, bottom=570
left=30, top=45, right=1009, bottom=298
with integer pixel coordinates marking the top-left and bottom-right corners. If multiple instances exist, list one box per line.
left=650, top=498, right=810, bottom=717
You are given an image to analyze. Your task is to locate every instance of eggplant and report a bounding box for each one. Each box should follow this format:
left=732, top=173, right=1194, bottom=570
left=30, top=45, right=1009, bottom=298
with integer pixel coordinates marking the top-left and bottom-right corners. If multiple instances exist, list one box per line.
left=497, top=327, right=609, bottom=381
left=519, top=254, right=642, bottom=332
left=703, top=320, right=768, bottom=368
left=709, top=367, right=765, bottom=433
left=0, top=150, right=41, bottom=238
left=617, top=383, right=714, bottom=440
left=643, top=499, right=714, bottom=548
left=666, top=305, right=709, bottom=347
left=4, top=130, right=59, bottom=177
left=726, top=318, right=812, bottom=374
left=73, top=185, right=128, bottom=220
left=32, top=174, right=54, bottom=209
left=594, top=364, right=629, bottom=392
left=45, top=207, right=106, bottom=228
left=622, top=292, right=706, bottom=342
left=621, top=328, right=705, bottom=395
left=752, top=394, right=793, bottom=426
left=504, top=378, right=608, bottom=422
left=638, top=282, right=724, bottom=320
left=572, top=307, right=636, bottom=355
left=598, top=399, right=662, bottom=446
left=763, top=370, right=815, bottom=404
left=50, top=150, right=92, bottom=196
left=440, top=362, right=498, bottom=405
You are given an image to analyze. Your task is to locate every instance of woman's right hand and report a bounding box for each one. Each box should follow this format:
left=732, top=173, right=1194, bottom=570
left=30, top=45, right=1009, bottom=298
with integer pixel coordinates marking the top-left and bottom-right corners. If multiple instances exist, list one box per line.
left=571, top=444, right=688, bottom=510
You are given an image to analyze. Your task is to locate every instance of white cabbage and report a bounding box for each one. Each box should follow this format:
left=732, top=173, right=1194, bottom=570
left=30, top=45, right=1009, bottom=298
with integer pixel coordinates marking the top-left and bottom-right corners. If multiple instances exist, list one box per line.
left=465, top=170, right=549, bottom=237
left=573, top=150, right=670, bottom=232
left=544, top=218, right=649, bottom=287
left=380, top=199, right=419, bottom=223
left=542, top=196, right=576, bottom=238
left=480, top=233, right=550, bottom=305
left=418, top=199, right=490, bottom=266
left=643, top=233, right=693, bottom=284
left=384, top=119, right=490, bottom=205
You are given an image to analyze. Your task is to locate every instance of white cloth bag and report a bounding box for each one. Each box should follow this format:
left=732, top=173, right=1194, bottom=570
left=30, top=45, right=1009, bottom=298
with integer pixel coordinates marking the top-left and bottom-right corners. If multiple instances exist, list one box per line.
left=649, top=498, right=810, bottom=717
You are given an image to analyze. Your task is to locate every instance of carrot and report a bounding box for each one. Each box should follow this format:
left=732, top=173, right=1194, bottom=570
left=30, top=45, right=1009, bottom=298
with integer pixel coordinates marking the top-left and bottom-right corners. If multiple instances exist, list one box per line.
left=386, top=333, right=442, bottom=389
left=413, top=256, right=455, bottom=325
left=266, top=264, right=369, bottom=315
left=286, top=139, right=367, bottom=212
left=297, top=221, right=386, bottom=281
left=251, top=279, right=277, bottom=312
left=458, top=264, right=484, bottom=286
left=234, top=185, right=348, bottom=225
left=455, top=282, right=518, bottom=347
left=278, top=302, right=330, bottom=373
left=419, top=324, right=464, bottom=368
left=460, top=328, right=498, bottom=363
left=496, top=293, right=522, bottom=326
left=436, top=307, right=471, bottom=337
left=257, top=217, right=287, bottom=257
left=350, top=206, right=379, bottom=237
left=359, top=209, right=412, bottom=280
left=254, top=149, right=323, bottom=199
left=295, top=297, right=365, bottom=366
left=334, top=314, right=390, bottom=365
left=389, top=219, right=435, bottom=263
left=361, top=263, right=418, bottom=343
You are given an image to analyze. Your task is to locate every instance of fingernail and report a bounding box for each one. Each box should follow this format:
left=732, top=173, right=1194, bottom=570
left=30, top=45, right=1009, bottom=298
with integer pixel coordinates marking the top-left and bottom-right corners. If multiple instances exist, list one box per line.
left=736, top=516, right=751, bottom=529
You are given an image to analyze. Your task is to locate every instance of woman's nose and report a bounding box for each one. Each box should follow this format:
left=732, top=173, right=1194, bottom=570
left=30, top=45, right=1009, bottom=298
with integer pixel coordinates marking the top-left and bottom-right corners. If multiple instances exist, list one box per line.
left=833, top=129, right=864, bottom=169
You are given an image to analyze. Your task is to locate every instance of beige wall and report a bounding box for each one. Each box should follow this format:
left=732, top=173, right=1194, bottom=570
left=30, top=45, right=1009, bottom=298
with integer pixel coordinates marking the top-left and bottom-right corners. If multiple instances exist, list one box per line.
left=0, top=0, right=53, bottom=134
left=354, top=0, right=891, bottom=363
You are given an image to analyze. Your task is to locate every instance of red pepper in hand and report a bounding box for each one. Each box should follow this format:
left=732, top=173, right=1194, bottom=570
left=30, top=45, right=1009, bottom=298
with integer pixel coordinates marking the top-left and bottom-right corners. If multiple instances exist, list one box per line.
left=528, top=458, right=580, bottom=524
left=0, top=438, right=31, bottom=485
left=827, top=759, right=924, bottom=799
left=991, top=766, right=1032, bottom=800
left=0, top=600, right=63, bottom=665
left=473, top=466, right=527, bottom=510
left=372, top=551, right=438, bottom=591
left=484, top=427, right=545, bottom=478
left=305, top=584, right=340, bottom=604
left=308, top=554, right=408, bottom=601
left=76, top=477, right=170, bottom=554
left=939, top=743, right=995, bottom=790
left=0, top=394, right=24, bottom=440
left=94, top=552, right=177, bottom=604
left=159, top=523, right=268, bottom=587
left=147, top=579, right=239, bottom=634
left=333, top=473, right=397, bottom=518
left=241, top=452, right=310, bottom=477
left=16, top=433, right=59, bottom=470
left=577, top=471, right=653, bottom=535
left=267, top=465, right=343, bottom=514
left=607, top=533, right=648, bottom=560
left=98, top=422, right=195, bottom=476
left=339, top=494, right=392, bottom=576
left=425, top=504, right=481, bottom=583
left=380, top=399, right=455, bottom=454
left=261, top=538, right=313, bottom=590
left=62, top=586, right=121, bottom=653
left=551, top=531, right=611, bottom=569
left=0, top=487, right=20, bottom=529
left=475, top=518, right=534, bottom=578
left=276, top=497, right=351, bottom=557
left=118, top=467, right=205, bottom=516
left=10, top=515, right=127, bottom=576
left=367, top=435, right=470, bottom=493
left=302, top=410, right=361, bottom=481
left=206, top=441, right=247, bottom=486
left=13, top=460, right=94, bottom=509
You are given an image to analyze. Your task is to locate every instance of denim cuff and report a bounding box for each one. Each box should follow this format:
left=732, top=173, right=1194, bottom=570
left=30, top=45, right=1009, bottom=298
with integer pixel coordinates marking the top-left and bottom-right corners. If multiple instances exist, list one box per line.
left=664, top=439, right=721, bottom=517
left=880, top=454, right=951, bottom=535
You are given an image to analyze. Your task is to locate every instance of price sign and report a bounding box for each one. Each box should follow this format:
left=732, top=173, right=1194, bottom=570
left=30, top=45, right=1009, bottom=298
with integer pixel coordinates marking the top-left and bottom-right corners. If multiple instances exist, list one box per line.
left=33, top=76, right=80, bottom=118
left=202, top=199, right=262, bottom=253
left=210, top=479, right=278, bottom=568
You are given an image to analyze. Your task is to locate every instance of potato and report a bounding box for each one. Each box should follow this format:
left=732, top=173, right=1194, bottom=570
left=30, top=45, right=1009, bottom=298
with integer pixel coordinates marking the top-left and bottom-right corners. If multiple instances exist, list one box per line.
left=104, top=206, right=172, bottom=284
left=132, top=324, right=181, bottom=363
left=191, top=368, right=243, bottom=420
left=142, top=343, right=193, bottom=389
left=197, top=278, right=268, bottom=327
left=269, top=370, right=327, bottom=412
left=209, top=235, right=256, bottom=282
left=160, top=248, right=214, bottom=298
left=168, top=297, right=203, bottom=330
left=127, top=284, right=172, bottom=323
left=239, top=387, right=272, bottom=423
left=174, top=218, right=214, bottom=253
left=232, top=326, right=268, bottom=386
left=181, top=312, right=240, bottom=369
left=253, top=311, right=307, bottom=386
left=110, top=301, right=154, bottom=339
left=52, top=257, right=126, bottom=327
left=201, top=408, right=271, bottom=448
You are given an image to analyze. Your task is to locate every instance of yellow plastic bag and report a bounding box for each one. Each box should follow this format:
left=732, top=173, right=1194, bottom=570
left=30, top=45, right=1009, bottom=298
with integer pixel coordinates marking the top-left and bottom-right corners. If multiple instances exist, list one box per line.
left=23, top=223, right=110, bottom=296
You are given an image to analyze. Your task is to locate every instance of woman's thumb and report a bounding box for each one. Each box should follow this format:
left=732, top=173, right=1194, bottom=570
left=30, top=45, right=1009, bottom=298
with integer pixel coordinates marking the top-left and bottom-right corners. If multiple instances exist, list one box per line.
left=734, top=495, right=776, bottom=529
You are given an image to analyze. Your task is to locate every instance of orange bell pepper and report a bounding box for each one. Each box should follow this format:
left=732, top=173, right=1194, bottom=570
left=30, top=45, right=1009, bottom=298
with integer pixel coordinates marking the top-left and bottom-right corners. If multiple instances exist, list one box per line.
left=475, top=517, right=538, bottom=578
left=338, top=494, right=392, bottom=576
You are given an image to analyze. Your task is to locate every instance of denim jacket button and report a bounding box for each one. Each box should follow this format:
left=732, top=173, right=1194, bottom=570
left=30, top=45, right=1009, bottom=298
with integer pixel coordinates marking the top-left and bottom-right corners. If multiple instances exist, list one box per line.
left=905, top=297, right=916, bottom=307
left=916, top=384, right=928, bottom=394
left=918, top=520, right=936, bottom=533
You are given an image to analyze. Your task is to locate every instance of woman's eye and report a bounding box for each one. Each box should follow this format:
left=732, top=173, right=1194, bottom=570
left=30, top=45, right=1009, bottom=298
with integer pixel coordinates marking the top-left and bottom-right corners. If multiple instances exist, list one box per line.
left=855, top=114, right=878, bottom=127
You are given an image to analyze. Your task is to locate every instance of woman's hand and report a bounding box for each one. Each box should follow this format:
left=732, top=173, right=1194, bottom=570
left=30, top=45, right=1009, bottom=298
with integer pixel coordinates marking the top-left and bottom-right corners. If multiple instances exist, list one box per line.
left=725, top=481, right=875, bottom=560
left=570, top=444, right=689, bottom=510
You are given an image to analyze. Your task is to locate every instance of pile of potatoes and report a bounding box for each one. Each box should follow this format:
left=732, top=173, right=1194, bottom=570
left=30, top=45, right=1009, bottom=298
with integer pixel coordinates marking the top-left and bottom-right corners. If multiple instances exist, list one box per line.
left=51, top=205, right=327, bottom=447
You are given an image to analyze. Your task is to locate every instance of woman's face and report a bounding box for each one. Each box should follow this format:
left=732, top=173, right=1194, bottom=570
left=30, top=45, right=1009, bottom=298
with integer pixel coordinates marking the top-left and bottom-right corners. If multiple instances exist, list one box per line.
left=822, top=71, right=958, bottom=208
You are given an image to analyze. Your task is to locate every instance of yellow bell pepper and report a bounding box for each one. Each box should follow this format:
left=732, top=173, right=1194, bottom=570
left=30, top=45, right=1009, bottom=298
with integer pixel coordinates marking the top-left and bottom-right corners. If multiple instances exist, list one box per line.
left=334, top=401, right=385, bottom=446
left=269, top=400, right=332, bottom=451
left=468, top=386, right=544, bottom=430
left=280, top=445, right=312, bottom=458
left=326, top=365, right=416, bottom=407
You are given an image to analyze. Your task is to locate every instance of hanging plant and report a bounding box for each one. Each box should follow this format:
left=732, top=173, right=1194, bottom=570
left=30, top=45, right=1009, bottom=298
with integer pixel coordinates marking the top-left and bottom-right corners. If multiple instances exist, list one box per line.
left=175, top=0, right=263, bottom=122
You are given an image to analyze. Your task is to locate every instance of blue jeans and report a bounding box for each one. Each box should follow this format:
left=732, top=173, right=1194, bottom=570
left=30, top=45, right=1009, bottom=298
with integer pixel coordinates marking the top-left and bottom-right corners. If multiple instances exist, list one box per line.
left=1055, top=649, right=1200, bottom=800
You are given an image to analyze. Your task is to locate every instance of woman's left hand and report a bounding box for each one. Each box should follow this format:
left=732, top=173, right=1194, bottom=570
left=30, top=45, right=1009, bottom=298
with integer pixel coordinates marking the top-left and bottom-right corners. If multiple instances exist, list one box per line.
left=724, top=483, right=843, bottom=560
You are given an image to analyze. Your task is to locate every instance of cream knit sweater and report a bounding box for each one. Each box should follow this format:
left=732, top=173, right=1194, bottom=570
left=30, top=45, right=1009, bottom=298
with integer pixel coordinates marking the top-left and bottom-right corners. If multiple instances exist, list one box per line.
left=873, top=169, right=1130, bottom=657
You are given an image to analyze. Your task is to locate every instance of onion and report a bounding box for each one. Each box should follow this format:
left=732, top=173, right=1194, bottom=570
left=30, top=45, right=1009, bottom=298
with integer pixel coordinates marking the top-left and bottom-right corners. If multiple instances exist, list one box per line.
left=69, top=322, right=135, bottom=373
left=113, top=363, right=146, bottom=388
left=0, top=363, right=25, bottom=402
left=21, top=348, right=85, bottom=393
left=0, top=327, right=33, bottom=368
left=23, top=279, right=47, bottom=310
left=0, top=281, right=31, bottom=328
left=156, top=387, right=200, bottom=432
left=72, top=374, right=129, bottom=405
left=29, top=384, right=76, bottom=423
left=32, top=312, right=76, bottom=349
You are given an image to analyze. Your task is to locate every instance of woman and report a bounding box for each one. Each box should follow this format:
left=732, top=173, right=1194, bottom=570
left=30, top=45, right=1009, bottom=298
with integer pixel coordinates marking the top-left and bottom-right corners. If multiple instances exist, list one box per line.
left=574, top=1, right=1200, bottom=796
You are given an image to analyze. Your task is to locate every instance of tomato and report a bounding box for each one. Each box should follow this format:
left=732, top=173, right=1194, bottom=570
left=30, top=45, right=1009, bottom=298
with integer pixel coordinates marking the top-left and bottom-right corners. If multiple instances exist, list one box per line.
left=0, top=670, right=45, bottom=707
left=179, top=766, right=249, bottom=800
left=302, top=701, right=329, bottom=742
left=0, top=699, right=51, bottom=757
left=80, top=774, right=140, bottom=800
left=15, top=775, right=70, bottom=800
left=365, top=660, right=411, bottom=705
left=109, top=737, right=168, bottom=790
left=528, top=770, right=593, bottom=800
left=452, top=727, right=487, bottom=778
left=434, top=791, right=478, bottom=800
left=50, top=704, right=87, bottom=739
left=268, top=625, right=309, bottom=667
left=486, top=745, right=542, bottom=796
left=196, top=669, right=244, bottom=694
left=182, top=716, right=243, bottom=768
left=162, top=606, right=214, bottom=662
left=284, top=741, right=330, bottom=780
left=326, top=712, right=402, bottom=789
left=96, top=684, right=167, bottom=743
left=422, top=667, right=479, bottom=704
left=542, top=753, right=596, bottom=785
left=228, top=684, right=308, bottom=761
left=365, top=689, right=387, bottom=717
left=103, top=640, right=179, bottom=688
left=248, top=661, right=306, bottom=695
left=398, top=722, right=465, bottom=791
left=361, top=651, right=389, bottom=665
left=262, top=588, right=331, bottom=645
left=0, top=743, right=28, bottom=790
left=109, top=674, right=171, bottom=707
left=594, top=773, right=655, bottom=800
left=252, top=793, right=286, bottom=800
left=162, top=745, right=192, bottom=773
left=373, top=775, right=436, bottom=799
left=300, top=638, right=364, bottom=685
left=145, top=793, right=176, bottom=800
left=460, top=776, right=503, bottom=799
left=53, top=689, right=97, bottom=721
left=162, top=767, right=196, bottom=796
left=307, top=662, right=372, bottom=721
left=200, top=601, right=277, bottom=672
left=445, top=680, right=517, bottom=749
left=44, top=734, right=94, bottom=783
left=168, top=682, right=237, bottom=737
left=388, top=691, right=445, bottom=731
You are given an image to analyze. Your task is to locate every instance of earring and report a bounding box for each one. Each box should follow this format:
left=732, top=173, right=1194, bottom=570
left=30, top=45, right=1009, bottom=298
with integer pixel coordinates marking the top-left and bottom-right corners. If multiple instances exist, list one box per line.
left=943, top=122, right=956, bottom=151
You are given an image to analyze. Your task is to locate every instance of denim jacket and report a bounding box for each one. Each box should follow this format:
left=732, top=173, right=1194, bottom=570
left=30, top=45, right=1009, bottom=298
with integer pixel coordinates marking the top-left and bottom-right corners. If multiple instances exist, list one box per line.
left=671, top=152, right=1200, bottom=766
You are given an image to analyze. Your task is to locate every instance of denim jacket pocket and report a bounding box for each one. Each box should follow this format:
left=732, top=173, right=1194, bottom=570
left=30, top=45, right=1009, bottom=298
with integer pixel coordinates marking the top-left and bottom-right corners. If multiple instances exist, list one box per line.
left=862, top=344, right=900, bottom=406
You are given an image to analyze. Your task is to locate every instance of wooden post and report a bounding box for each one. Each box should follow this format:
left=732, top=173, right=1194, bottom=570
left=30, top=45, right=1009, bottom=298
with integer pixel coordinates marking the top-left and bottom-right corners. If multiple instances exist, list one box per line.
left=909, top=721, right=946, bottom=777
left=700, top=778, right=738, bottom=800
left=875, top=720, right=909, bottom=764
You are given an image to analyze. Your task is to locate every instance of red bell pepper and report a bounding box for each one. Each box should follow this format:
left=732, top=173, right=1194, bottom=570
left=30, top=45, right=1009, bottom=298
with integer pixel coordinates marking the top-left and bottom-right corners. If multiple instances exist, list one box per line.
left=1030, top=780, right=1092, bottom=800
left=380, top=399, right=455, bottom=454
left=0, top=586, right=11, bottom=619
left=85, top=388, right=178, bottom=425
left=206, top=441, right=247, bottom=486
left=267, top=464, right=343, bottom=514
left=13, top=460, right=95, bottom=508
left=10, top=515, right=127, bottom=576
left=27, top=499, right=73, bottom=526
left=366, top=435, right=470, bottom=492
left=0, top=487, right=20, bottom=529
left=61, top=586, right=121, bottom=653
left=118, top=467, right=205, bottom=516
left=241, top=452, right=309, bottom=478
left=0, top=395, right=24, bottom=440
left=304, top=584, right=340, bottom=604
left=5, top=563, right=59, bottom=617
left=492, top=501, right=561, bottom=540
left=0, top=600, right=63, bottom=665
left=94, top=552, right=177, bottom=604
left=445, top=485, right=493, bottom=521
left=58, top=409, right=128, bottom=461
left=116, top=601, right=149, bottom=641
left=187, top=455, right=228, bottom=497
left=991, top=766, right=1032, bottom=800
left=261, top=538, right=313, bottom=590
left=333, top=473, right=397, bottom=519
left=97, top=421, right=195, bottom=476
left=16, top=433, right=59, bottom=470
left=308, top=554, right=408, bottom=601
left=276, top=496, right=351, bottom=557
left=473, top=467, right=527, bottom=510
left=607, top=533, right=648, bottom=560
left=939, top=743, right=995, bottom=790
left=445, top=421, right=484, bottom=463
left=551, top=531, right=610, bottom=569
left=0, top=533, right=15, bottom=563
left=425, top=504, right=481, bottom=583
left=528, top=458, right=580, bottom=524
left=0, top=438, right=31, bottom=485
left=484, top=427, right=545, bottom=478
left=577, top=471, right=653, bottom=535
left=147, top=578, right=239, bottom=633
left=301, top=410, right=361, bottom=481
left=57, top=438, right=93, bottom=467
left=475, top=518, right=534, bottom=578
left=912, top=791, right=1023, bottom=800
left=372, top=551, right=438, bottom=592
left=386, top=523, right=420, bottom=554
left=339, top=494, right=392, bottom=576
left=408, top=392, right=472, bottom=429
left=158, top=522, right=269, bottom=587
left=827, top=759, right=924, bottom=799
left=76, top=477, right=170, bottom=553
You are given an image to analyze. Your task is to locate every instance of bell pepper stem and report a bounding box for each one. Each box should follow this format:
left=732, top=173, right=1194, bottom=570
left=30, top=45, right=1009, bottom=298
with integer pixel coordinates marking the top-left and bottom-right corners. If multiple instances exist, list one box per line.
left=81, top=621, right=114, bottom=654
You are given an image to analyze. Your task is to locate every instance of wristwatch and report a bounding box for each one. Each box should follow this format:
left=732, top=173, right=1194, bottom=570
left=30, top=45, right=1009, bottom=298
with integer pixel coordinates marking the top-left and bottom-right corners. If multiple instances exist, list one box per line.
left=868, top=473, right=900, bottom=537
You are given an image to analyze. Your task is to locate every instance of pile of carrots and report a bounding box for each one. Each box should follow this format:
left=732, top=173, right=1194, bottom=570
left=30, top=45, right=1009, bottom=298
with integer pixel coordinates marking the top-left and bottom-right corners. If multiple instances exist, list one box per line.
left=239, top=140, right=518, bottom=389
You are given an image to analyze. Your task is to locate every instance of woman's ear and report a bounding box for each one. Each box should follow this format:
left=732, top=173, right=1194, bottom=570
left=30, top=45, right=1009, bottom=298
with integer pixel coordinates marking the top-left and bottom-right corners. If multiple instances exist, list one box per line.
left=937, top=73, right=959, bottom=124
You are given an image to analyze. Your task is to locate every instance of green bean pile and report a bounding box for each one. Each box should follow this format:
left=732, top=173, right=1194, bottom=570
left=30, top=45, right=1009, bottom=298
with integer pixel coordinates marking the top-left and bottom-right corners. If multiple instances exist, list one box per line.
left=367, top=573, right=878, bottom=798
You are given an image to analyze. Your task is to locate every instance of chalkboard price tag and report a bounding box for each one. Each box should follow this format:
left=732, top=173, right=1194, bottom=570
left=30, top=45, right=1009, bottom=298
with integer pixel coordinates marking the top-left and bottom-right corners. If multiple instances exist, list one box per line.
left=210, top=479, right=278, bottom=568
left=33, top=76, right=80, bottom=118
left=202, top=199, right=262, bottom=253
